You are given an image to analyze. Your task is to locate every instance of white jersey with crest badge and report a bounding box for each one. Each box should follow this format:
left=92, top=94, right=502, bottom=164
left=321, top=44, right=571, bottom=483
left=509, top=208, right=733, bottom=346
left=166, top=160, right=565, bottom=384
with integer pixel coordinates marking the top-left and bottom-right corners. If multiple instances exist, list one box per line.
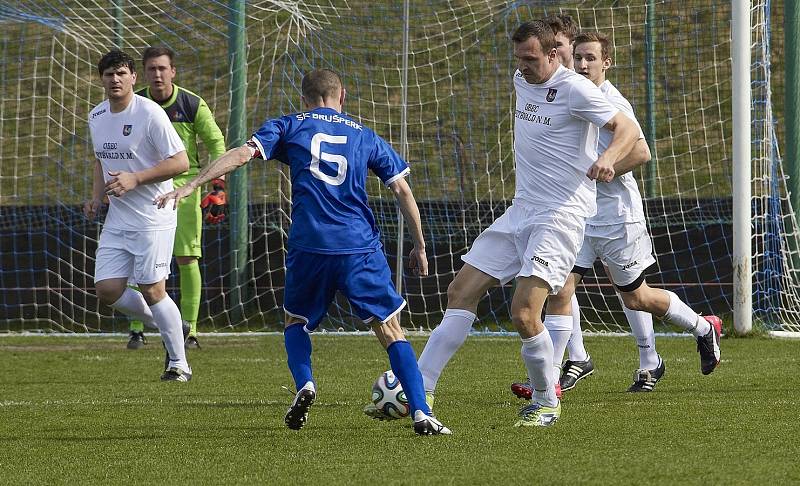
left=513, top=64, right=619, bottom=217
left=589, top=80, right=647, bottom=225
left=88, top=94, right=186, bottom=231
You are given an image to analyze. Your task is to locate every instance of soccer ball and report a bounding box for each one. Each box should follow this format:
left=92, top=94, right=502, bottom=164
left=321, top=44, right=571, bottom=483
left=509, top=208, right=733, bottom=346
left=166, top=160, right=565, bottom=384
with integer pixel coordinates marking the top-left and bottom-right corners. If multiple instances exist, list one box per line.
left=371, top=370, right=410, bottom=419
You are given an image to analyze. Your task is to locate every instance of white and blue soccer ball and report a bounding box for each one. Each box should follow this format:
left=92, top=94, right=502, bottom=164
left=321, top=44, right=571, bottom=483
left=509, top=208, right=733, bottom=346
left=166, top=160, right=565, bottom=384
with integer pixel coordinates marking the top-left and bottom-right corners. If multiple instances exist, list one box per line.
left=371, top=370, right=410, bottom=419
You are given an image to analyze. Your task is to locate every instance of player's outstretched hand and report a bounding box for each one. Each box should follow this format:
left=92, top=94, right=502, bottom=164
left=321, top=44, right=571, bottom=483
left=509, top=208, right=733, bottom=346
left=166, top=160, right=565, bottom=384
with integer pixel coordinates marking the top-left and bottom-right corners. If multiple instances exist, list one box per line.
left=105, top=170, right=139, bottom=197
left=155, top=184, right=195, bottom=210
left=83, top=197, right=103, bottom=220
left=586, top=158, right=615, bottom=183
left=408, top=246, right=429, bottom=276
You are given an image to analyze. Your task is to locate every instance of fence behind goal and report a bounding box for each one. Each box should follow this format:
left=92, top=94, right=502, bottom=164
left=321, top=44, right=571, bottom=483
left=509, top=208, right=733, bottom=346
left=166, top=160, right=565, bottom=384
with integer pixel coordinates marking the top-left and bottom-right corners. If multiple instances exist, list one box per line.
left=0, top=0, right=793, bottom=333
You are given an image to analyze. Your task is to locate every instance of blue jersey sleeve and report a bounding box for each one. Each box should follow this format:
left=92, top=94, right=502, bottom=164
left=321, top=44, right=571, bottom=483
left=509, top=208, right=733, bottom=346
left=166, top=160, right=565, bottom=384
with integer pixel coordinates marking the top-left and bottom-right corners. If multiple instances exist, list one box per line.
left=250, top=116, right=290, bottom=160
left=367, top=131, right=409, bottom=185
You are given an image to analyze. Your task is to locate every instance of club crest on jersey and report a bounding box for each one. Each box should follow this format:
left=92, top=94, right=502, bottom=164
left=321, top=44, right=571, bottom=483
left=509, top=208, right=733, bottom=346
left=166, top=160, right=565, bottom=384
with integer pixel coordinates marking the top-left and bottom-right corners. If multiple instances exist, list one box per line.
left=122, top=125, right=133, bottom=136
left=546, top=88, right=558, bottom=102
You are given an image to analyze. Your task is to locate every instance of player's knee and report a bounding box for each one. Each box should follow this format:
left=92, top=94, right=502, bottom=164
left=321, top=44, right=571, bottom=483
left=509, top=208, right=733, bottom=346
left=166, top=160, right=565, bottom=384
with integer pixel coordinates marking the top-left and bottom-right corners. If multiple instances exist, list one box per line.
left=284, top=315, right=306, bottom=329
left=95, top=281, right=124, bottom=305
left=137, top=283, right=166, bottom=305
left=617, top=275, right=648, bottom=311
left=511, top=306, right=542, bottom=333
left=446, top=279, right=478, bottom=309
left=547, top=290, right=573, bottom=311
left=619, top=289, right=647, bottom=311
left=374, top=317, right=405, bottom=347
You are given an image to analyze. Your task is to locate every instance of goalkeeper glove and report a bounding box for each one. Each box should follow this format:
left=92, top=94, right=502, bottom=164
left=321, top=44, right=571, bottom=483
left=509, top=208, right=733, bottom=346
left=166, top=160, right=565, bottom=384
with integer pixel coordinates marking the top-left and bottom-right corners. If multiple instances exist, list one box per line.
left=201, top=178, right=227, bottom=224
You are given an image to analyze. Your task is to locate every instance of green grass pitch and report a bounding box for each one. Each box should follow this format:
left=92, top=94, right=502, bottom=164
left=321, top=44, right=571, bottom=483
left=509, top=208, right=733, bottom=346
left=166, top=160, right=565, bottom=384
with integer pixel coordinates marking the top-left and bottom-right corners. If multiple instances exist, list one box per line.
left=1, top=334, right=799, bottom=484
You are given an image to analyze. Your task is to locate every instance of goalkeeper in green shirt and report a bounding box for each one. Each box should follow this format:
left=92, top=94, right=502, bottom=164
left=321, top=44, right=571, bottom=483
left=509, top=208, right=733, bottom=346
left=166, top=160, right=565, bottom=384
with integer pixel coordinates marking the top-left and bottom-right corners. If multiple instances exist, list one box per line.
left=127, top=46, right=226, bottom=349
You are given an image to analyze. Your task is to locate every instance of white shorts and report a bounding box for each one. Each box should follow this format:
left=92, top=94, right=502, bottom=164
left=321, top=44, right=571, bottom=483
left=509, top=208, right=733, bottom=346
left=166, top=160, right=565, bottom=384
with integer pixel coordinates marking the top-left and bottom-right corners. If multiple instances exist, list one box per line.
left=95, top=227, right=175, bottom=284
left=575, top=221, right=656, bottom=287
left=461, top=202, right=585, bottom=294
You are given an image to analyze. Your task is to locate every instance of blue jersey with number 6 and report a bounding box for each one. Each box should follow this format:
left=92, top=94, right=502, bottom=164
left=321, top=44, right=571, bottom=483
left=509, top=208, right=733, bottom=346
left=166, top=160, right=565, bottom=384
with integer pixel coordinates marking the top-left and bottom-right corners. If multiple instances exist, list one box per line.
left=249, top=107, right=409, bottom=254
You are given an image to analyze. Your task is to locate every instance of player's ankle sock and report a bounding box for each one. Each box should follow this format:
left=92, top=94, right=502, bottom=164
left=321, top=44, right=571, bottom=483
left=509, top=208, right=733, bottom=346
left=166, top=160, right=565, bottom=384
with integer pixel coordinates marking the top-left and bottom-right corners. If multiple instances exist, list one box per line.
left=129, top=320, right=145, bottom=333
left=387, top=340, right=430, bottom=415
left=544, top=314, right=572, bottom=379
left=150, top=296, right=189, bottom=372
left=566, top=294, right=589, bottom=362
left=663, top=290, right=710, bottom=337
left=179, top=260, right=201, bottom=335
left=622, top=303, right=660, bottom=370
left=111, top=288, right=155, bottom=328
left=521, top=331, right=558, bottom=408
left=284, top=323, right=313, bottom=391
left=417, top=308, right=475, bottom=392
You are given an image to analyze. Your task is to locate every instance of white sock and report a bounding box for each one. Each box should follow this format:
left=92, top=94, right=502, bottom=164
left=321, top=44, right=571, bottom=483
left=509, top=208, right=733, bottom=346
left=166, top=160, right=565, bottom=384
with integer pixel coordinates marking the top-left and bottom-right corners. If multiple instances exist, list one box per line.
left=150, top=297, right=190, bottom=373
left=544, top=314, right=573, bottom=382
left=110, top=288, right=156, bottom=329
left=621, top=298, right=659, bottom=370
left=417, top=309, right=475, bottom=392
left=663, top=290, right=710, bottom=337
left=520, top=331, right=558, bottom=407
left=566, top=294, right=589, bottom=362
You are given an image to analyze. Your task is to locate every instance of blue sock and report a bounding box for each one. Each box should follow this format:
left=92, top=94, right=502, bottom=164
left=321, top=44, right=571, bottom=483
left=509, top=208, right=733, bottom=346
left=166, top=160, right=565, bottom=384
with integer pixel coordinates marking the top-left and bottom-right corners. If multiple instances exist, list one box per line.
left=387, top=340, right=430, bottom=415
left=284, top=323, right=313, bottom=391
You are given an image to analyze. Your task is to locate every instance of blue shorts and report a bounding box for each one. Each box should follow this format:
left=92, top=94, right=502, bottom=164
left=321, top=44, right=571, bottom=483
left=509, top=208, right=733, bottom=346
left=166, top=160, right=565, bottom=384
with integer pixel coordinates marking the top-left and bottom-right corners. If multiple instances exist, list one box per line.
left=283, top=248, right=406, bottom=331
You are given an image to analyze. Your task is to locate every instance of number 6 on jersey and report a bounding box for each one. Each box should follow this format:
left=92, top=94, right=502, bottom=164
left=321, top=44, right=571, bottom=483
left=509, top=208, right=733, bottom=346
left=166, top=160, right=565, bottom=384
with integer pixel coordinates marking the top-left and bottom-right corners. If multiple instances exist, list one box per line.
left=310, top=133, right=348, bottom=185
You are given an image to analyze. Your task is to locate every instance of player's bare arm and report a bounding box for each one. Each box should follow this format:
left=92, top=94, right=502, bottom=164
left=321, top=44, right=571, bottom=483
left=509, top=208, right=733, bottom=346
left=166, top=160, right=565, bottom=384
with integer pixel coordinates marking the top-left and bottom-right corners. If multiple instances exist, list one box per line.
left=587, top=112, right=638, bottom=182
left=84, top=160, right=106, bottom=219
left=612, top=138, right=651, bottom=177
left=155, top=145, right=252, bottom=209
left=105, top=150, right=189, bottom=197
left=389, top=177, right=428, bottom=276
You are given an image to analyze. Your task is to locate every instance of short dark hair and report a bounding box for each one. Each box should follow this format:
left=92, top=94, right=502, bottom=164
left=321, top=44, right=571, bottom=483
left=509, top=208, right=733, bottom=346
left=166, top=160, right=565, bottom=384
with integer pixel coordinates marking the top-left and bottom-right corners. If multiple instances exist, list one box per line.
left=301, top=69, right=342, bottom=104
left=544, top=14, right=579, bottom=42
left=511, top=20, right=556, bottom=53
left=574, top=31, right=612, bottom=60
left=142, top=46, right=175, bottom=67
left=97, top=49, right=136, bottom=75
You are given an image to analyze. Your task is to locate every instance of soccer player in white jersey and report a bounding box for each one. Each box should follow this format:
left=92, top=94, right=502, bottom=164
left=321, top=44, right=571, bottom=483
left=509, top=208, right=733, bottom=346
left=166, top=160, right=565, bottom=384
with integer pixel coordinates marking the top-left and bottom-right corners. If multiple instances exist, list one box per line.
left=84, top=50, right=192, bottom=382
left=403, top=20, right=640, bottom=428
left=512, top=19, right=661, bottom=394
left=512, top=32, right=723, bottom=398
left=544, top=14, right=578, bottom=70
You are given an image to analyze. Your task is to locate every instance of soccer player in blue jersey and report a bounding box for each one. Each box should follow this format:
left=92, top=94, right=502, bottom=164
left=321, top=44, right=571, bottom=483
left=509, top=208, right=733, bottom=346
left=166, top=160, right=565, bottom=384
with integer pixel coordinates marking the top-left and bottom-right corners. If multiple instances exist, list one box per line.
left=155, top=68, right=450, bottom=436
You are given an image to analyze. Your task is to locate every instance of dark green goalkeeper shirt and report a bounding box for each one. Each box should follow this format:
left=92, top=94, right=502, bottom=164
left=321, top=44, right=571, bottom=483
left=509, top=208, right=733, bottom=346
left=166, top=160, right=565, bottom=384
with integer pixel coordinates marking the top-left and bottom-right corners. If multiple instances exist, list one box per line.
left=136, top=84, right=226, bottom=182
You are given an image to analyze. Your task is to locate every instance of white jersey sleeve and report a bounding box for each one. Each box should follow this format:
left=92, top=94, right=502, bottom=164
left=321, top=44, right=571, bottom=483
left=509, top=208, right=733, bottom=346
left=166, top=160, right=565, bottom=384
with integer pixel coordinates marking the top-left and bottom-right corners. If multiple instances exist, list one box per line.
left=567, top=75, right=619, bottom=129
left=147, top=102, right=186, bottom=161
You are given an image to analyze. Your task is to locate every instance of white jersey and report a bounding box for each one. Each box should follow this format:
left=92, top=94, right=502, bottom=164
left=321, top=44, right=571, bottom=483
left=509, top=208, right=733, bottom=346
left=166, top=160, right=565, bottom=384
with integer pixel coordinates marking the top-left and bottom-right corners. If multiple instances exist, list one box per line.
left=589, top=81, right=647, bottom=225
left=513, top=64, right=618, bottom=217
left=88, top=94, right=185, bottom=231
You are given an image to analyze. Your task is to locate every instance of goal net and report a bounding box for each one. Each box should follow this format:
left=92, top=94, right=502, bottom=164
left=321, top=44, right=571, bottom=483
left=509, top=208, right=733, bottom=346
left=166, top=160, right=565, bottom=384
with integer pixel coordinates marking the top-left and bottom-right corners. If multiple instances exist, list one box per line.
left=0, top=0, right=791, bottom=333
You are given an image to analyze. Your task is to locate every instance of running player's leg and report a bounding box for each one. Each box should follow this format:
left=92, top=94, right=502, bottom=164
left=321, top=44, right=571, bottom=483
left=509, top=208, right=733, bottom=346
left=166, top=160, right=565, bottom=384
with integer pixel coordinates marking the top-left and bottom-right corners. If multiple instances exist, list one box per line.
left=544, top=272, right=581, bottom=387
left=416, top=206, right=517, bottom=395
left=604, top=222, right=720, bottom=375
left=96, top=229, right=156, bottom=349
left=281, top=249, right=336, bottom=430
left=416, top=264, right=497, bottom=394
left=133, top=229, right=190, bottom=379
left=513, top=276, right=561, bottom=427
left=513, top=208, right=585, bottom=427
left=565, top=233, right=597, bottom=367
left=566, top=293, right=587, bottom=361
left=341, top=250, right=451, bottom=435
